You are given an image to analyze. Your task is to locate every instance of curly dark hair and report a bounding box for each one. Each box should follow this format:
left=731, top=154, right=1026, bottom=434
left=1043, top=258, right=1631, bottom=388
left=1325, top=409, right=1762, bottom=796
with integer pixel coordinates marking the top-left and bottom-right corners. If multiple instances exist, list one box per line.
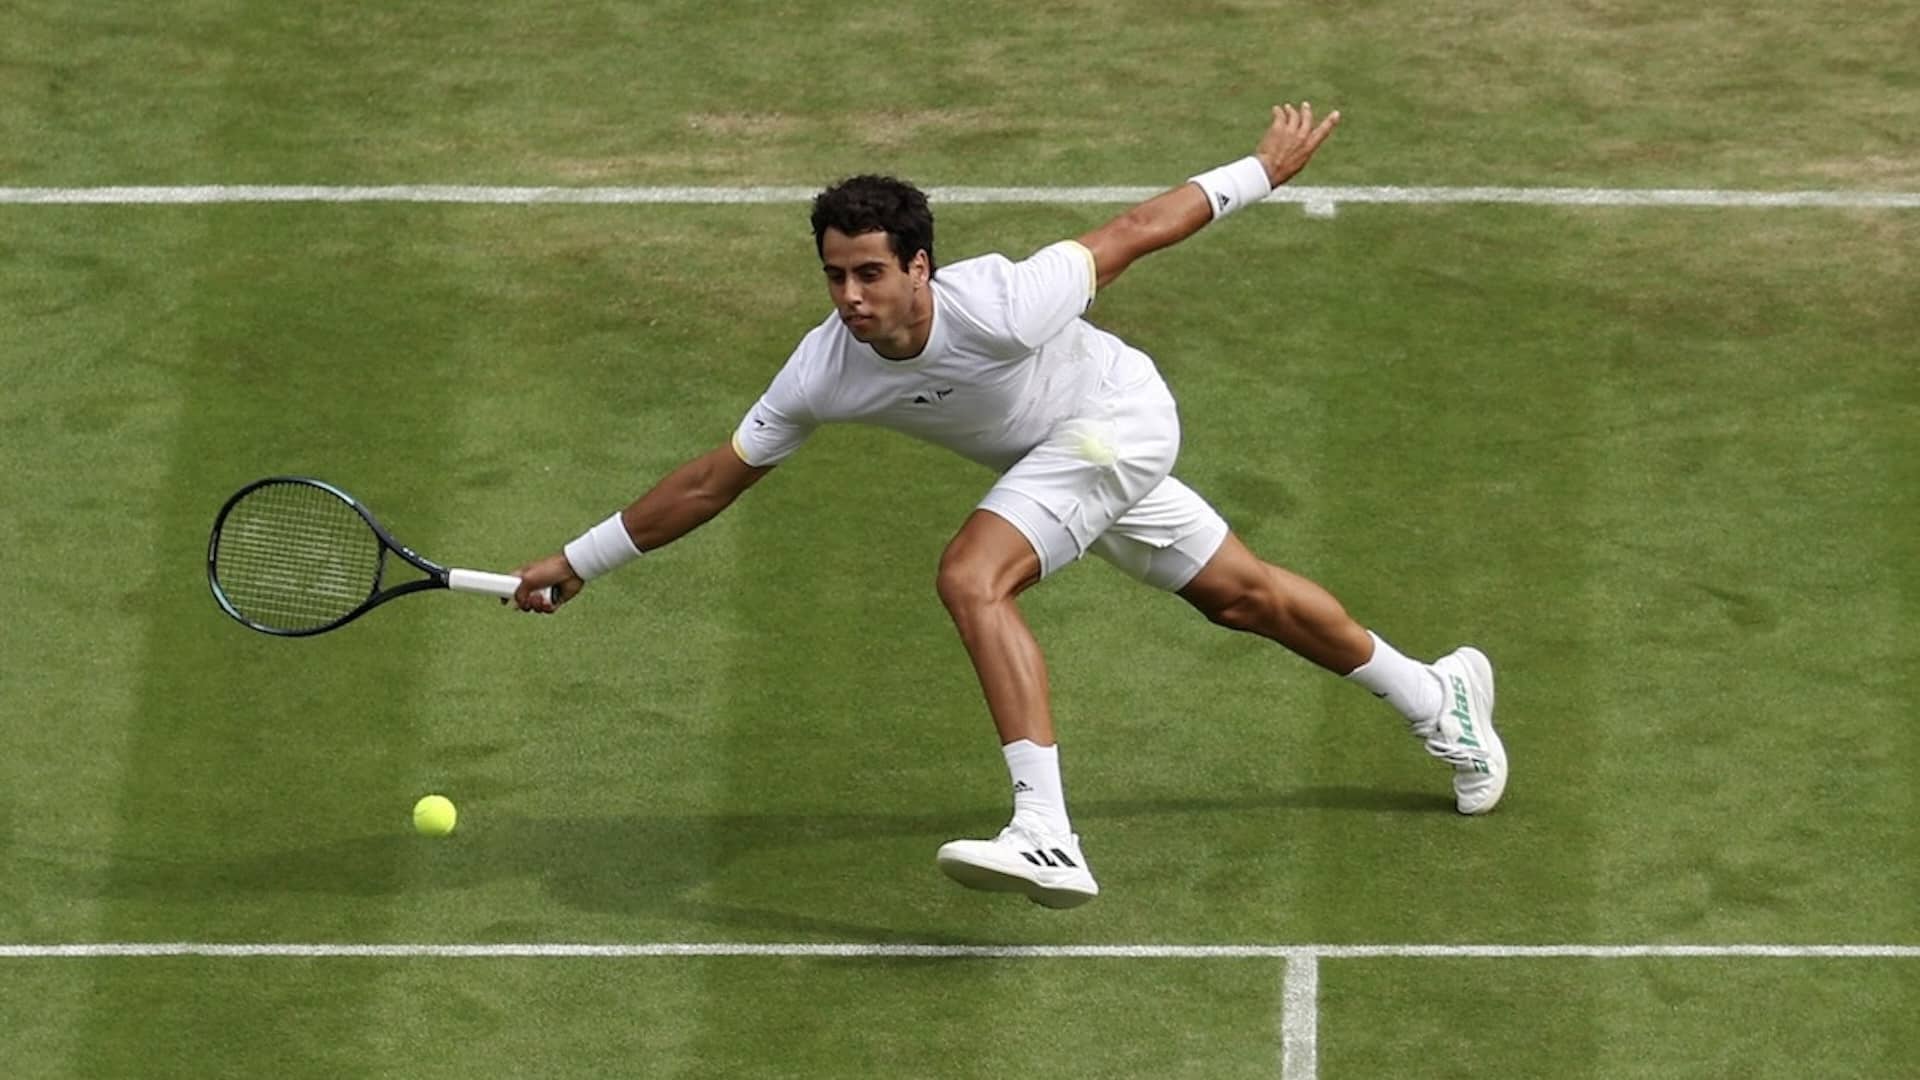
left=810, top=175, right=937, bottom=275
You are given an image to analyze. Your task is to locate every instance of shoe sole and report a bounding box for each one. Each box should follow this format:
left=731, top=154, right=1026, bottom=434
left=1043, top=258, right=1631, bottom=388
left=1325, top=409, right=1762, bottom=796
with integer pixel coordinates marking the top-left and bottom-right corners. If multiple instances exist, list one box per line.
left=936, top=847, right=1099, bottom=910
left=1455, top=646, right=1508, bottom=815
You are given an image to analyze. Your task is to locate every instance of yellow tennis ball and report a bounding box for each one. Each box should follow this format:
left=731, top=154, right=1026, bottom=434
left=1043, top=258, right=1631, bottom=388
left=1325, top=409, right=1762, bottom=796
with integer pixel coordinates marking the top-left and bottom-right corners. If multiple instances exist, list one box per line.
left=412, top=794, right=457, bottom=836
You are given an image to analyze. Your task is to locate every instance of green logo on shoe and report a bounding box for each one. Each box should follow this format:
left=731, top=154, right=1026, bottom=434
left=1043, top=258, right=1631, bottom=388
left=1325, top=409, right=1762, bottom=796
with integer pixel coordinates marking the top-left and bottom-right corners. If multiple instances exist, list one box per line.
left=1449, top=674, right=1481, bottom=750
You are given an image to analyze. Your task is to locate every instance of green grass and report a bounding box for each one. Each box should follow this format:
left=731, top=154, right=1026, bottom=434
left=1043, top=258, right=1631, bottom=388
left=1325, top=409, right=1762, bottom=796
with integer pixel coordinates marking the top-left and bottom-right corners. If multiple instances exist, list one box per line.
left=2, top=1, right=1917, bottom=1076
left=1328, top=959, right=1920, bottom=1077
left=4, top=1, right=1917, bottom=188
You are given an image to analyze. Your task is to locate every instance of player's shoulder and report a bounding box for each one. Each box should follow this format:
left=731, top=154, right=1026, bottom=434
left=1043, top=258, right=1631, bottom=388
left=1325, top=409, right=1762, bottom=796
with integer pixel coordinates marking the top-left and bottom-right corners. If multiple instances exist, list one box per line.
left=936, top=251, right=1017, bottom=292
left=787, top=310, right=851, bottom=364
left=936, top=242, right=1087, bottom=297
left=930, top=252, right=1019, bottom=328
left=761, top=311, right=850, bottom=405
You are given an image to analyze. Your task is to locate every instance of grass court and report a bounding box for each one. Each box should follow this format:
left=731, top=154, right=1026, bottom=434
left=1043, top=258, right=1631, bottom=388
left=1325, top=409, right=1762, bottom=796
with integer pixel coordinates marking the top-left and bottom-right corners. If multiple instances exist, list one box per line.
left=2, top=2, right=1916, bottom=1076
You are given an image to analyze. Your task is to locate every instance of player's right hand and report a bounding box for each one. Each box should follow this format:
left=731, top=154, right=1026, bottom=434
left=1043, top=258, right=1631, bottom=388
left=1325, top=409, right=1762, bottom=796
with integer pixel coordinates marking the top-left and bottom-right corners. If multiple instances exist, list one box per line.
left=509, top=552, right=585, bottom=613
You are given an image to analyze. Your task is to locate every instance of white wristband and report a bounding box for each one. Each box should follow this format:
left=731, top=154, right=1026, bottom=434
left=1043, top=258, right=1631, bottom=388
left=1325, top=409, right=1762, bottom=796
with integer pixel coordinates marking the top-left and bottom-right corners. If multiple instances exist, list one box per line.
left=1188, top=156, right=1272, bottom=220
left=563, top=513, right=642, bottom=581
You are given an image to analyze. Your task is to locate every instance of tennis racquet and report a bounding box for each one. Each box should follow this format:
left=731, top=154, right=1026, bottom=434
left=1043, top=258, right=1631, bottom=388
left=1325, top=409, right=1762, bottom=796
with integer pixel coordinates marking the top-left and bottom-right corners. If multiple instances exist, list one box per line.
left=207, top=476, right=549, bottom=636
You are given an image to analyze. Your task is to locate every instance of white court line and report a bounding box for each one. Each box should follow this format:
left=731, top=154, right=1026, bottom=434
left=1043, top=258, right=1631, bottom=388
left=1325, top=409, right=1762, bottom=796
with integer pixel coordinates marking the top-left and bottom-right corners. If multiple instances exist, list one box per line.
left=1281, top=953, right=1319, bottom=1080
left=2, top=942, right=1916, bottom=958
left=0, top=185, right=1917, bottom=209
left=9, top=942, right=1911, bottom=1080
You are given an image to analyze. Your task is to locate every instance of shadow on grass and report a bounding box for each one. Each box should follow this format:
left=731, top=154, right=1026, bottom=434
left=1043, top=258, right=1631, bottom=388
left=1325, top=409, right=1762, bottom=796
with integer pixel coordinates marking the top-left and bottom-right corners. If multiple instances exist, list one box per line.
left=76, top=784, right=1451, bottom=935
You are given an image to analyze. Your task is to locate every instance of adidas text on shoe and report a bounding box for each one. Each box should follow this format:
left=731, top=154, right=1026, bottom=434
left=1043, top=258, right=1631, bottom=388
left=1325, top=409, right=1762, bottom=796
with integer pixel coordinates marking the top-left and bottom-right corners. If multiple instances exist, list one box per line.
left=936, top=824, right=1099, bottom=909
left=1425, top=646, right=1508, bottom=814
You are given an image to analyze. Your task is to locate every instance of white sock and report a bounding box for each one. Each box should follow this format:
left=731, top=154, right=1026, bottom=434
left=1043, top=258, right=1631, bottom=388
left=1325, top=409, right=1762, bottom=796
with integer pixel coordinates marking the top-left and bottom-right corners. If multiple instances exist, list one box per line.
left=1002, top=739, right=1072, bottom=836
left=1345, top=631, right=1444, bottom=724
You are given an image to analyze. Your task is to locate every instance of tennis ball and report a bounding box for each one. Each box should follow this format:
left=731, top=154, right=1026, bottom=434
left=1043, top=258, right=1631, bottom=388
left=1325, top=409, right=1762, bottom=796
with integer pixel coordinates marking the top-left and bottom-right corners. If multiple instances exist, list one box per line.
left=1074, top=431, right=1117, bottom=467
left=412, top=794, right=457, bottom=836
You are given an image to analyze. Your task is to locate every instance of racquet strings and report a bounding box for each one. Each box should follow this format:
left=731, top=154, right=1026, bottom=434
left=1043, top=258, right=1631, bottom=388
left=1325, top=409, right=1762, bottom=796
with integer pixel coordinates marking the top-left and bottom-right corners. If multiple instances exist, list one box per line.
left=213, top=482, right=383, bottom=632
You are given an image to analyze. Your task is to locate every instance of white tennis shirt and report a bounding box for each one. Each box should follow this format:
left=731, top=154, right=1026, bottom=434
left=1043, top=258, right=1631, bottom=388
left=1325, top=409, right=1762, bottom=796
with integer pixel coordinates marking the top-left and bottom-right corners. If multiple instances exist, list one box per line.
left=732, top=240, right=1157, bottom=473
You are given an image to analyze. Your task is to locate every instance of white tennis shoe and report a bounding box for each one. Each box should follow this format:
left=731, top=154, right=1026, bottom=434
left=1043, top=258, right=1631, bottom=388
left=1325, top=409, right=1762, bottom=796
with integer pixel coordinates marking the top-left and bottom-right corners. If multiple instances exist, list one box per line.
left=936, top=823, right=1099, bottom=909
left=1421, top=646, right=1508, bottom=814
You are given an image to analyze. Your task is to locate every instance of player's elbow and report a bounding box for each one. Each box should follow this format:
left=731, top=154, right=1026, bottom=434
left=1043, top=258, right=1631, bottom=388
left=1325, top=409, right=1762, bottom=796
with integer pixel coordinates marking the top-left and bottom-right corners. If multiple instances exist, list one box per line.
left=1081, top=210, right=1156, bottom=288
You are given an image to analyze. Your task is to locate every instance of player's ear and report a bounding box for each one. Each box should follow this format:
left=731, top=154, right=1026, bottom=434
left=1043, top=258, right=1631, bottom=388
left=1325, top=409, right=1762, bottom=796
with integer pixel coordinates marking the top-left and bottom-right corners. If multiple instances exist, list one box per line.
left=910, top=250, right=930, bottom=287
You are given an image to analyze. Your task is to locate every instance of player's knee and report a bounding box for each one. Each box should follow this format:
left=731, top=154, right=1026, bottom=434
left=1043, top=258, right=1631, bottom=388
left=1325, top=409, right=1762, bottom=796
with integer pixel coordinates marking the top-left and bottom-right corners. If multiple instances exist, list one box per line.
left=935, top=553, right=999, bottom=614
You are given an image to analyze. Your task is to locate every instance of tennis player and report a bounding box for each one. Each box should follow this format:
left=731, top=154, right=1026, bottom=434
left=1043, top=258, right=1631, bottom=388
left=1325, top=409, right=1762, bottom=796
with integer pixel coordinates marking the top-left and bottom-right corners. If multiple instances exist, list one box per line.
left=512, top=103, right=1506, bottom=909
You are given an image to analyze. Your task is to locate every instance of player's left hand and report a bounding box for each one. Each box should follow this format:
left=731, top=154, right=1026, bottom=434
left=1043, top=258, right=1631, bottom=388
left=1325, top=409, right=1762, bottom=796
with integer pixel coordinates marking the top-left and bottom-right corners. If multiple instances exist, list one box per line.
left=1254, top=102, right=1341, bottom=188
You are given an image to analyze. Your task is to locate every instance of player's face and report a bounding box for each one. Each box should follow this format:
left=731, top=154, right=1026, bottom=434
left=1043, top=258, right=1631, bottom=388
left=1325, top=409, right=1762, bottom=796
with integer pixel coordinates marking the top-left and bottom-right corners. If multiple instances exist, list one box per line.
left=819, top=227, right=929, bottom=347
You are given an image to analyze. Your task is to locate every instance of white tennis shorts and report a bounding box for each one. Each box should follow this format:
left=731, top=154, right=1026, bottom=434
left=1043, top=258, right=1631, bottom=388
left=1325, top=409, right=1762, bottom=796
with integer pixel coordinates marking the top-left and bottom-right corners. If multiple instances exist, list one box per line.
left=977, top=353, right=1229, bottom=591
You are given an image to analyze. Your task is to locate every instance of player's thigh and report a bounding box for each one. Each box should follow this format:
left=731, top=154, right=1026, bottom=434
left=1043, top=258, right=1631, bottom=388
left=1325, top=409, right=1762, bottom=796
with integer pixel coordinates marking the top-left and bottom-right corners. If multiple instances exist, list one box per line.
left=1087, top=476, right=1231, bottom=592
left=977, top=387, right=1181, bottom=578
left=938, top=509, right=1043, bottom=599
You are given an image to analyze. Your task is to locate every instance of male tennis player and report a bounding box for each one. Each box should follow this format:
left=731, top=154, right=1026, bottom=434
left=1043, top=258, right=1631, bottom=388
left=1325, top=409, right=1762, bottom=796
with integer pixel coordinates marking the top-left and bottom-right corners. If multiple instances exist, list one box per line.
left=512, top=102, right=1506, bottom=909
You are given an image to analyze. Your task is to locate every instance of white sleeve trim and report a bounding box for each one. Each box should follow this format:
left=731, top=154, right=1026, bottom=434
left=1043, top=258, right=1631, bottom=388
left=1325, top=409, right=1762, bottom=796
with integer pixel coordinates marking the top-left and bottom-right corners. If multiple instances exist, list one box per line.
left=1061, top=238, right=1097, bottom=305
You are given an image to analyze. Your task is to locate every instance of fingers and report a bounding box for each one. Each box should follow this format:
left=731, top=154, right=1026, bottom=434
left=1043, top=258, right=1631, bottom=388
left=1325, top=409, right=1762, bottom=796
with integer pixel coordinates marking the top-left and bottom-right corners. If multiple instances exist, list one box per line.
left=1253, top=100, right=1341, bottom=186
left=523, top=576, right=570, bottom=614
left=1267, top=101, right=1333, bottom=150
left=1271, top=101, right=1339, bottom=128
left=1308, top=108, right=1342, bottom=150
left=503, top=556, right=578, bottom=614
left=1276, top=101, right=1341, bottom=147
left=507, top=581, right=552, bottom=613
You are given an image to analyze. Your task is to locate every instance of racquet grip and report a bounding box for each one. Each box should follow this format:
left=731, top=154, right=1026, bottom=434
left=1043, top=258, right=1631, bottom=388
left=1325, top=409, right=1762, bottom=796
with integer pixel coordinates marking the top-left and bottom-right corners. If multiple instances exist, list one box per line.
left=447, top=569, right=526, bottom=598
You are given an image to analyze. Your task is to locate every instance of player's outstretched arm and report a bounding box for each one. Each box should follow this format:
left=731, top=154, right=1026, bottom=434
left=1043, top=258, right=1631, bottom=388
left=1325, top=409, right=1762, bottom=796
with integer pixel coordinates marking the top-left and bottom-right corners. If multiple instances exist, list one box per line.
left=1077, top=102, right=1340, bottom=291
left=510, top=442, right=773, bottom=611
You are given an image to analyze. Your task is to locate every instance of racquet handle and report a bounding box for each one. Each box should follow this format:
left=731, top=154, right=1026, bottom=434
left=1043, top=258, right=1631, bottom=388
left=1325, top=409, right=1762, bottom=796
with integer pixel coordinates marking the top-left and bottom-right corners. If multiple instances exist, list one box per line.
left=448, top=569, right=564, bottom=605
left=447, top=569, right=523, bottom=597
left=447, top=564, right=560, bottom=607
